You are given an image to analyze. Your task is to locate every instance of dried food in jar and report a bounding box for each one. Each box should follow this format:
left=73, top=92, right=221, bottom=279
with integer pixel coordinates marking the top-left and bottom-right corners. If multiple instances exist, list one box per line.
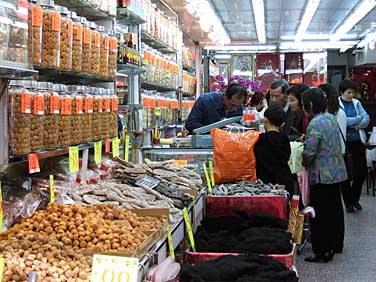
left=39, top=82, right=59, bottom=150
left=6, top=21, right=28, bottom=64
left=41, top=2, right=61, bottom=68
left=82, top=20, right=91, bottom=73
left=28, top=1, right=42, bottom=65
left=0, top=16, right=11, bottom=60
left=67, top=85, right=84, bottom=145
left=72, top=13, right=83, bottom=72
left=58, top=6, right=73, bottom=71
left=99, top=26, right=109, bottom=78
left=54, top=84, right=72, bottom=147
left=108, top=32, right=117, bottom=79
left=90, top=22, right=100, bottom=76
left=91, top=88, right=102, bottom=141
left=8, top=81, right=31, bottom=155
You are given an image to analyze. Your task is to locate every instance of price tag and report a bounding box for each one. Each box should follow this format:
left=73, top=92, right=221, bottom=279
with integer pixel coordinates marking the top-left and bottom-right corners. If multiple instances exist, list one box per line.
left=174, top=160, right=188, bottom=167
left=167, top=225, right=175, bottom=260
left=31, top=6, right=42, bottom=27
left=75, top=97, right=83, bottom=114
left=51, top=12, right=61, bottom=32
left=0, top=181, right=3, bottom=232
left=91, top=255, right=138, bottom=282
left=49, top=175, right=55, bottom=204
left=69, top=146, right=79, bottom=173
left=183, top=207, right=196, bottom=252
left=97, top=98, right=103, bottom=113
left=104, top=35, right=109, bottom=50
left=67, top=20, right=73, bottom=37
left=105, top=138, right=110, bottom=153
left=76, top=23, right=83, bottom=41
left=112, top=137, right=119, bottom=157
left=61, top=97, right=72, bottom=115
left=104, top=98, right=111, bottom=112
left=21, top=93, right=31, bottom=113
left=83, top=28, right=91, bottom=44
left=109, top=37, right=117, bottom=52
left=155, top=107, right=161, bottom=116
left=209, top=160, right=215, bottom=187
left=203, top=163, right=212, bottom=194
left=33, top=95, right=44, bottom=115
left=50, top=95, right=60, bottom=114
left=85, top=97, right=94, bottom=113
left=94, top=141, right=102, bottom=164
left=124, top=135, right=130, bottom=162
left=111, top=97, right=119, bottom=112
left=28, top=154, right=40, bottom=174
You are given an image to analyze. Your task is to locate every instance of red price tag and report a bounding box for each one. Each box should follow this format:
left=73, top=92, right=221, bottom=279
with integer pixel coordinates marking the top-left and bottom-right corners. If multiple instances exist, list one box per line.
left=31, top=6, right=42, bottom=27
left=94, top=32, right=101, bottom=47
left=33, top=95, right=44, bottom=115
left=104, top=98, right=111, bottom=112
left=105, top=138, right=110, bottom=153
left=67, top=20, right=73, bottom=37
left=75, top=97, right=83, bottom=114
left=61, top=97, right=72, bottom=115
left=28, top=154, right=40, bottom=174
left=85, top=97, right=93, bottom=113
left=51, top=12, right=61, bottom=32
left=50, top=96, right=60, bottom=114
left=21, top=93, right=31, bottom=113
left=76, top=23, right=83, bottom=41
left=97, top=98, right=103, bottom=113
left=111, top=98, right=118, bottom=112
left=109, top=38, right=117, bottom=52
left=83, top=28, right=91, bottom=44
left=104, top=36, right=109, bottom=50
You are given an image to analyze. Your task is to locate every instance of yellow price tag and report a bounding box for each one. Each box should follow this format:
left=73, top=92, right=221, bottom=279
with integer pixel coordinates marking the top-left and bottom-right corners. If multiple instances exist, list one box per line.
left=124, top=135, right=130, bottom=162
left=0, top=257, right=4, bottom=281
left=209, top=160, right=215, bottom=187
left=69, top=146, right=79, bottom=173
left=183, top=207, right=196, bottom=252
left=49, top=175, right=55, bottom=204
left=112, top=137, right=120, bottom=157
left=155, top=107, right=161, bottom=116
left=167, top=225, right=175, bottom=260
left=94, top=141, right=102, bottom=164
left=203, top=163, right=212, bottom=194
left=91, top=255, right=138, bottom=282
left=173, top=159, right=188, bottom=167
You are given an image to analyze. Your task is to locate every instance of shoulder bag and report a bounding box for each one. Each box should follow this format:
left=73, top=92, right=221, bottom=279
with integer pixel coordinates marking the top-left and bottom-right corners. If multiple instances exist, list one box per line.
left=338, top=125, right=352, bottom=180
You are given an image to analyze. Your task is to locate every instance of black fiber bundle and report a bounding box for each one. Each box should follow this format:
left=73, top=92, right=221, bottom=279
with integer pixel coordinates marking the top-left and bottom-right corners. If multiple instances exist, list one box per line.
left=195, top=226, right=292, bottom=254
left=180, top=255, right=298, bottom=282
left=200, top=211, right=288, bottom=233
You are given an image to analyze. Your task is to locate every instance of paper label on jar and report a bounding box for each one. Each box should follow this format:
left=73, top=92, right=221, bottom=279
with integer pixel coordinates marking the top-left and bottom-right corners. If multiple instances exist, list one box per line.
left=21, top=93, right=31, bottom=114
left=111, top=98, right=118, bottom=112
left=31, top=6, right=42, bottom=27
left=51, top=12, right=61, bottom=32
left=97, top=98, right=103, bottom=113
left=83, top=28, right=91, bottom=44
left=67, top=20, right=73, bottom=37
left=94, top=32, right=101, bottom=48
left=109, top=38, right=117, bottom=53
left=104, top=98, right=111, bottom=112
left=50, top=96, right=60, bottom=114
left=104, top=36, right=109, bottom=50
left=61, top=98, right=72, bottom=115
left=170, top=101, right=178, bottom=109
left=75, top=97, right=83, bottom=114
left=85, top=97, right=94, bottom=113
left=76, top=23, right=83, bottom=41
left=33, top=96, right=44, bottom=115
left=28, top=154, right=40, bottom=174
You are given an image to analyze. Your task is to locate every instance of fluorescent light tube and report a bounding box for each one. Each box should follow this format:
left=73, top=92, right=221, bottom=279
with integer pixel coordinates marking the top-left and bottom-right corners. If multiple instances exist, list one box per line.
left=295, top=0, right=321, bottom=42
left=331, top=0, right=376, bottom=42
left=252, top=0, right=266, bottom=43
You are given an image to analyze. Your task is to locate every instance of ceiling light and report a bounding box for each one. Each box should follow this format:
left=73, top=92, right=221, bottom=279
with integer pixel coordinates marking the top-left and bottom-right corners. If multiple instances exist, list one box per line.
left=280, top=40, right=358, bottom=51
left=204, top=44, right=277, bottom=51
left=252, top=0, right=266, bottom=43
left=331, top=0, right=376, bottom=42
left=295, top=0, right=321, bottom=42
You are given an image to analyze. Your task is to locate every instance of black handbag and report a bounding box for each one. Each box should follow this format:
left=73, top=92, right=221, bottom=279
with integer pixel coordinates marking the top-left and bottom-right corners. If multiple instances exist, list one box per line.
left=339, top=127, right=353, bottom=180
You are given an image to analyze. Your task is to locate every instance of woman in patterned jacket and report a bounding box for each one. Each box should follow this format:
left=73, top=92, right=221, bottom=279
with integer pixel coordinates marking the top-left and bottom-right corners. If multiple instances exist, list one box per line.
left=302, top=88, right=347, bottom=263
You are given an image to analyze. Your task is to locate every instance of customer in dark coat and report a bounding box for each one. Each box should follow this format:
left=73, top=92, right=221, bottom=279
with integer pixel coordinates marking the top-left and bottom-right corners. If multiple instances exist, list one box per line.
left=254, top=105, right=294, bottom=196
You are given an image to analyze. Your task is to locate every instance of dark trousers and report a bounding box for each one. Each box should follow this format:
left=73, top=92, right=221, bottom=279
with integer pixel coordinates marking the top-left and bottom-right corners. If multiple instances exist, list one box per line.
left=341, top=141, right=367, bottom=207
left=309, top=183, right=345, bottom=254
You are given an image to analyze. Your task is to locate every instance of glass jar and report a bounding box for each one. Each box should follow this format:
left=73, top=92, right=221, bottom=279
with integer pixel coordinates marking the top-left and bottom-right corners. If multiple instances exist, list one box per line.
left=90, top=22, right=100, bottom=76
left=107, top=30, right=117, bottom=79
left=28, top=0, right=42, bottom=65
left=7, top=20, right=28, bottom=64
left=101, top=88, right=111, bottom=139
left=109, top=89, right=118, bottom=137
left=99, top=26, right=109, bottom=78
left=80, top=86, right=93, bottom=143
left=24, top=80, right=44, bottom=152
left=58, top=6, right=73, bottom=71
left=54, top=84, right=72, bottom=147
left=91, top=87, right=102, bottom=141
left=82, top=19, right=91, bottom=73
left=8, top=80, right=31, bottom=155
left=40, top=0, right=61, bottom=68
left=72, top=13, right=83, bottom=72
left=38, top=82, right=59, bottom=150
left=0, top=15, right=11, bottom=61
left=67, top=85, right=83, bottom=145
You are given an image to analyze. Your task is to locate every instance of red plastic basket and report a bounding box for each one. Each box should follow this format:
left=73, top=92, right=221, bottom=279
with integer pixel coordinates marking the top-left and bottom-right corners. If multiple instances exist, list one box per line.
left=184, top=244, right=296, bottom=269
left=206, top=195, right=288, bottom=220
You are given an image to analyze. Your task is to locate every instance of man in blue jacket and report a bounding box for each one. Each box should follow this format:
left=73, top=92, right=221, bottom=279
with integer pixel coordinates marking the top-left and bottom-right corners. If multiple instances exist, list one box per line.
left=185, top=82, right=247, bottom=134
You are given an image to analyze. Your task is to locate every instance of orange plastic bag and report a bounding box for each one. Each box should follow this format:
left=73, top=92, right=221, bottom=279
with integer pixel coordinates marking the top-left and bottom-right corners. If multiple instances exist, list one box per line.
left=211, top=128, right=259, bottom=184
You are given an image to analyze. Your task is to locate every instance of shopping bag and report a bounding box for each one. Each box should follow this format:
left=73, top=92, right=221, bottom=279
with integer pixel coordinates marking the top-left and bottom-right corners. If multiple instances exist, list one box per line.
left=211, top=128, right=259, bottom=184
left=288, top=142, right=304, bottom=174
left=297, top=167, right=310, bottom=207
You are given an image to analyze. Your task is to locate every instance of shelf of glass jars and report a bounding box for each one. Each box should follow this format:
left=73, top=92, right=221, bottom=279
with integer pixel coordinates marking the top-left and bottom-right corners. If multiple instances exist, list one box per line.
left=55, top=0, right=115, bottom=21
left=183, top=65, right=196, bottom=74
left=117, top=63, right=146, bottom=76
left=0, top=61, right=38, bottom=80
left=117, top=7, right=146, bottom=25
left=34, top=66, right=115, bottom=85
left=141, top=82, right=179, bottom=93
left=141, top=32, right=177, bottom=54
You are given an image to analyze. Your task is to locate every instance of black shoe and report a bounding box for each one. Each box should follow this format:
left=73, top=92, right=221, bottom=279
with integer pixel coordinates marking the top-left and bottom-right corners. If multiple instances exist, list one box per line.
left=346, top=206, right=355, bottom=213
left=354, top=202, right=362, bottom=210
left=304, top=254, right=328, bottom=263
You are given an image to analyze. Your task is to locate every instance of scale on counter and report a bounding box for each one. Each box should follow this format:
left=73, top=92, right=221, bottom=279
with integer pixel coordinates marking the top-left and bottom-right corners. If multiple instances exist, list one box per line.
left=192, top=116, right=243, bottom=148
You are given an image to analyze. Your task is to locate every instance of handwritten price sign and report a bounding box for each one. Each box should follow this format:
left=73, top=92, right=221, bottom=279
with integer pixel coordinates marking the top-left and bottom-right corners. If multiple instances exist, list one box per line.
left=91, top=255, right=138, bottom=282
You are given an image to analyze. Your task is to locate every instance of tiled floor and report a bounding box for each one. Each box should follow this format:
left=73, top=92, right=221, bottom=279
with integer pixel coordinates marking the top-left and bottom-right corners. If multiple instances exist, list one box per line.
left=296, top=194, right=376, bottom=282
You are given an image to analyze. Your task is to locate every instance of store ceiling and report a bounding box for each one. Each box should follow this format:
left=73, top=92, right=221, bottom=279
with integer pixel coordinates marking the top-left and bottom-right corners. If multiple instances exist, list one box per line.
left=165, top=0, right=376, bottom=49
